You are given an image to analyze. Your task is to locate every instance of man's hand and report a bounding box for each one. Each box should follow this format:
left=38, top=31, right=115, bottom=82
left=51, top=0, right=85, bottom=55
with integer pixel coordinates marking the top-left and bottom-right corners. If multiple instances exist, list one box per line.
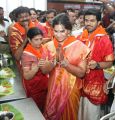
left=88, top=60, right=97, bottom=69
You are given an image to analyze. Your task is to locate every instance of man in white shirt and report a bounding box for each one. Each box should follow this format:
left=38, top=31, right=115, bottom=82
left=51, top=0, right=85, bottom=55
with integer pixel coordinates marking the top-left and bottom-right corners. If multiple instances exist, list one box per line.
left=0, top=7, right=9, bottom=42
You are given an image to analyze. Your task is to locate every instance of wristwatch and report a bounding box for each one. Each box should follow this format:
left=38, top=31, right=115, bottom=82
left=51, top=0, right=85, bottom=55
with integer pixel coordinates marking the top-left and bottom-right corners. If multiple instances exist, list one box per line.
left=95, top=62, right=101, bottom=69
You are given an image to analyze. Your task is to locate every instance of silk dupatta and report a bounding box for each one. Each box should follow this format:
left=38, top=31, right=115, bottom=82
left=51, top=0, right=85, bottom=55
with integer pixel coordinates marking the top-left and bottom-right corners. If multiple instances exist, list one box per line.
left=44, top=36, right=90, bottom=120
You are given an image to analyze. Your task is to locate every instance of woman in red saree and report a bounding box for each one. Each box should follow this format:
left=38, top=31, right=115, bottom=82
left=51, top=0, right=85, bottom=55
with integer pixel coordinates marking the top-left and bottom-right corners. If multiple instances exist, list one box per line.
left=21, top=27, right=53, bottom=113
left=43, top=14, right=90, bottom=120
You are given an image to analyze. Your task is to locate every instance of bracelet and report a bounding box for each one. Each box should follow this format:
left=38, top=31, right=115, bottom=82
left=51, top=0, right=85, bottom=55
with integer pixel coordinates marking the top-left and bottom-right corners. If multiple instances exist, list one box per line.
left=95, top=62, right=101, bottom=69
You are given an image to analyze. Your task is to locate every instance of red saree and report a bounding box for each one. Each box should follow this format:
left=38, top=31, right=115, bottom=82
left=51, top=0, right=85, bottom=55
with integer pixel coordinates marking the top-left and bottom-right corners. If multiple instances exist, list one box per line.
left=44, top=36, right=90, bottom=120
left=78, top=25, right=114, bottom=104
left=21, top=44, right=52, bottom=112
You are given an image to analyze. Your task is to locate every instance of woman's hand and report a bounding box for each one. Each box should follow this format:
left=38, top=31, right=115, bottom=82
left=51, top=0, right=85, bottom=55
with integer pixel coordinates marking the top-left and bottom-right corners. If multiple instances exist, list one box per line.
left=39, top=59, right=54, bottom=74
left=31, top=62, right=39, bottom=71
left=60, top=58, right=69, bottom=68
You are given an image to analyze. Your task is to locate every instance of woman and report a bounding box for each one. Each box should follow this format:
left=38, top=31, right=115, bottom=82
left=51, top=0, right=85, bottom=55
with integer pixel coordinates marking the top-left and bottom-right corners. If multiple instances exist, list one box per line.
left=21, top=27, right=53, bottom=113
left=43, top=13, right=90, bottom=120
left=29, top=8, right=48, bottom=38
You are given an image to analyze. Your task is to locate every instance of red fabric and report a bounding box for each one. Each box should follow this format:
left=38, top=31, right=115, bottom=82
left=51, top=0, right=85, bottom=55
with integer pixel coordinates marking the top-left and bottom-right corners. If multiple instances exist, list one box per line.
left=44, top=21, right=54, bottom=39
left=23, top=71, right=48, bottom=112
left=33, top=20, right=48, bottom=38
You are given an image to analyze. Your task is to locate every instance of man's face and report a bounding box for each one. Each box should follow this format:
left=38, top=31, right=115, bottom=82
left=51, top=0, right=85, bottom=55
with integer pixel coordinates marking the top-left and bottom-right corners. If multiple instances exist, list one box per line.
left=17, top=12, right=30, bottom=27
left=79, top=15, right=84, bottom=26
left=85, top=15, right=99, bottom=33
left=0, top=8, right=4, bottom=20
left=68, top=11, right=76, bottom=25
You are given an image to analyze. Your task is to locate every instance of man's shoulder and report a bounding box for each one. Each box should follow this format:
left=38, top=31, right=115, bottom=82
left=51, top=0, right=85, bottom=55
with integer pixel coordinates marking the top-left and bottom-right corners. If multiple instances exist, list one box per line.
left=95, top=34, right=110, bottom=41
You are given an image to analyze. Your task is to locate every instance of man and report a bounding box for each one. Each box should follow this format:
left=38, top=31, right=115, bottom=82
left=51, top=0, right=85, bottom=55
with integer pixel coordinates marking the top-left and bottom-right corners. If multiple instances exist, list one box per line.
left=0, top=7, right=9, bottom=42
left=78, top=8, right=114, bottom=120
left=0, top=7, right=10, bottom=53
left=9, top=6, right=34, bottom=67
left=66, top=8, right=77, bottom=27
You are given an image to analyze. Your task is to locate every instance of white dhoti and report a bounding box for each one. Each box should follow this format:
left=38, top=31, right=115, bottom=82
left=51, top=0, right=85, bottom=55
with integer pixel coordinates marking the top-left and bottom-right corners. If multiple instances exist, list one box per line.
left=78, top=97, right=101, bottom=120
left=109, top=94, right=115, bottom=120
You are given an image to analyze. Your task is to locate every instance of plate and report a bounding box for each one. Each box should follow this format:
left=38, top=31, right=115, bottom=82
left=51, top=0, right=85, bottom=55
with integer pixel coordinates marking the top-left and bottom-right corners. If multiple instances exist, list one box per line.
left=0, top=80, right=14, bottom=96
left=0, top=67, right=15, bottom=79
left=0, top=104, right=24, bottom=120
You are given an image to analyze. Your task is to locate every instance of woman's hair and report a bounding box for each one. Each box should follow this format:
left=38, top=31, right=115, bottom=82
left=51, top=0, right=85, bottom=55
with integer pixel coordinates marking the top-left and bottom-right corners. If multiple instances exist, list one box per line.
left=52, top=13, right=72, bottom=31
left=84, top=8, right=101, bottom=22
left=27, top=27, right=43, bottom=40
left=29, top=8, right=37, bottom=14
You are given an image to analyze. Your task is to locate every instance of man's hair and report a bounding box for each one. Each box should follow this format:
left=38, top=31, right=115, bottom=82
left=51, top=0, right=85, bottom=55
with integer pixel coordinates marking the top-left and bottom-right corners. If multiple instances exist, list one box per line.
left=84, top=8, right=101, bottom=21
left=46, top=9, right=57, bottom=16
left=78, top=9, right=85, bottom=17
left=0, top=7, right=3, bottom=10
left=15, top=6, right=30, bottom=18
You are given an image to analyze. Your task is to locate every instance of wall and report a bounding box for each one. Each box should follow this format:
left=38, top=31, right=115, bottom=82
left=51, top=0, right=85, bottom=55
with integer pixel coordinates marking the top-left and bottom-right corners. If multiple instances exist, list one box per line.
left=0, top=0, right=47, bottom=19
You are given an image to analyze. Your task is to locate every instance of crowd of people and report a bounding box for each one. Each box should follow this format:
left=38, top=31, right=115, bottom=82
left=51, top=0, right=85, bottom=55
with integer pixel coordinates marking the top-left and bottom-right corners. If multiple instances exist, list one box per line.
left=0, top=0, right=115, bottom=120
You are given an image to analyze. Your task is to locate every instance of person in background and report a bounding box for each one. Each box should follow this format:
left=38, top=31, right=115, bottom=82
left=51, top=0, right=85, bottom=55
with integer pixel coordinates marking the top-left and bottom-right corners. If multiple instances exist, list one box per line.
left=42, top=9, right=57, bottom=39
left=102, top=8, right=111, bottom=28
left=39, top=11, right=46, bottom=23
left=66, top=8, right=77, bottom=33
left=43, top=13, right=90, bottom=120
left=106, top=21, right=115, bottom=57
left=72, top=9, right=85, bottom=37
left=36, top=9, right=41, bottom=21
left=78, top=8, right=114, bottom=120
left=109, top=71, right=115, bottom=120
left=0, top=7, right=10, bottom=53
left=9, top=6, right=35, bottom=69
left=99, top=0, right=115, bottom=19
left=9, top=9, right=17, bottom=23
left=0, top=7, right=9, bottom=42
left=29, top=8, right=48, bottom=38
left=21, top=27, right=53, bottom=113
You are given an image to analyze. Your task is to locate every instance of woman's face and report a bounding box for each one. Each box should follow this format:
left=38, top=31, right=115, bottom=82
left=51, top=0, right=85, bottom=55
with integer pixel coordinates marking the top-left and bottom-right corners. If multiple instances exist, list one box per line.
left=54, top=24, right=69, bottom=43
left=30, top=10, right=37, bottom=22
left=29, top=34, right=43, bottom=49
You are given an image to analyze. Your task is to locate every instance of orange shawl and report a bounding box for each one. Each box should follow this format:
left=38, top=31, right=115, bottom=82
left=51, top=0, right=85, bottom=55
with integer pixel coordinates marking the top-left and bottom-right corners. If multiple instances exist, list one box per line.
left=78, top=25, right=107, bottom=46
left=24, top=43, right=42, bottom=58
left=13, top=21, right=35, bottom=35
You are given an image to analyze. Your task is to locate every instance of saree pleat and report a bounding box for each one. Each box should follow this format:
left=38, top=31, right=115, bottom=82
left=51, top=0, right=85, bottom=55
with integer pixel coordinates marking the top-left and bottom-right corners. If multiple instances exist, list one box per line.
left=60, top=83, right=80, bottom=120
